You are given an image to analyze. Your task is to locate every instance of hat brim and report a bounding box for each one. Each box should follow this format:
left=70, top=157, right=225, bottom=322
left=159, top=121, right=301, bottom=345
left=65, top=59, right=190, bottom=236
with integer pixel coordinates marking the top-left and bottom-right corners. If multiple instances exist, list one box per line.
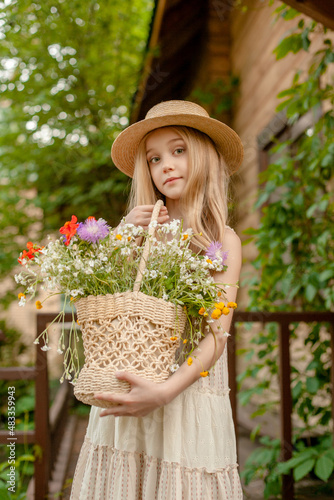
left=111, top=114, right=243, bottom=177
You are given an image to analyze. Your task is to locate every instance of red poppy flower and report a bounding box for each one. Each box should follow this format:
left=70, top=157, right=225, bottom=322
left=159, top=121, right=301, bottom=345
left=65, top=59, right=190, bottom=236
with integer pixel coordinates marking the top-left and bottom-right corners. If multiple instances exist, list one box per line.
left=59, top=215, right=79, bottom=246
left=18, top=242, right=44, bottom=265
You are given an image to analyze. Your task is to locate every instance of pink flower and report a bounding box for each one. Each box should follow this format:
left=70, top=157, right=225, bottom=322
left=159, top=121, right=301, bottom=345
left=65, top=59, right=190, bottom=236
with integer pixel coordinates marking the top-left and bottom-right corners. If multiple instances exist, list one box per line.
left=205, top=241, right=228, bottom=265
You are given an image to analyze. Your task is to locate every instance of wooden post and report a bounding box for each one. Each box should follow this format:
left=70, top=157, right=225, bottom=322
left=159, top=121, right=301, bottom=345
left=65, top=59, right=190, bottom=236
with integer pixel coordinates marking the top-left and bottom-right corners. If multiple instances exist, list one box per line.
left=330, top=320, right=334, bottom=449
left=279, top=320, right=294, bottom=500
left=229, top=320, right=238, bottom=450
left=34, top=315, right=51, bottom=500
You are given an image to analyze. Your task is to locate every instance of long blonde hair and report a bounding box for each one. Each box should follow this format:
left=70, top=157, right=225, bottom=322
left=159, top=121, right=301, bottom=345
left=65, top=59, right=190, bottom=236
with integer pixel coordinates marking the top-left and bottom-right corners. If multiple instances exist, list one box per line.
left=127, top=126, right=230, bottom=251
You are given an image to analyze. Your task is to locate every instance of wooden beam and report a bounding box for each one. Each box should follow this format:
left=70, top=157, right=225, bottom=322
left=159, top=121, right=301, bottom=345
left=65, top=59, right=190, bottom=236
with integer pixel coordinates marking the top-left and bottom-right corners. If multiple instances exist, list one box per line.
left=283, top=0, right=334, bottom=30
left=131, top=0, right=168, bottom=124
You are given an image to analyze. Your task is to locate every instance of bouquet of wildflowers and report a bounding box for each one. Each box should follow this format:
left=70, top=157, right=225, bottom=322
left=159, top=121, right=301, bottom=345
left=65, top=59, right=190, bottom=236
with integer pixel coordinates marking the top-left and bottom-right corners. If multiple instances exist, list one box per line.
left=15, top=214, right=237, bottom=383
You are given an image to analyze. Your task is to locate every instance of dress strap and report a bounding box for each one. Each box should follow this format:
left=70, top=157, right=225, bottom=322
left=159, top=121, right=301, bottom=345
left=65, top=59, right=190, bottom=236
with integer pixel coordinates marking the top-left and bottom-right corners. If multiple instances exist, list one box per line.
left=225, top=225, right=236, bottom=234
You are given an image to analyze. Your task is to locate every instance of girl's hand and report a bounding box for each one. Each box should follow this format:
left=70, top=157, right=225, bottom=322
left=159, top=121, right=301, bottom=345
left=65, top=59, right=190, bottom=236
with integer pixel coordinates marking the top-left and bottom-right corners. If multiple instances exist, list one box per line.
left=94, top=371, right=170, bottom=417
left=124, top=205, right=169, bottom=228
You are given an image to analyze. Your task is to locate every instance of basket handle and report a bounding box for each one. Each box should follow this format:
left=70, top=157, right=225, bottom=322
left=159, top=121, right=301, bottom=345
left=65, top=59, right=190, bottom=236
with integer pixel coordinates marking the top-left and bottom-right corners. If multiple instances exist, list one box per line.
left=133, top=199, right=164, bottom=292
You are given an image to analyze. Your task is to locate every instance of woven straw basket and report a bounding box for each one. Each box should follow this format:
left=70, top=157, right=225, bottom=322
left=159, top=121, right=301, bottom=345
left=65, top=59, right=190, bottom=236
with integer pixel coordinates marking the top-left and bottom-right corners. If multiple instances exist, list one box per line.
left=73, top=200, right=187, bottom=408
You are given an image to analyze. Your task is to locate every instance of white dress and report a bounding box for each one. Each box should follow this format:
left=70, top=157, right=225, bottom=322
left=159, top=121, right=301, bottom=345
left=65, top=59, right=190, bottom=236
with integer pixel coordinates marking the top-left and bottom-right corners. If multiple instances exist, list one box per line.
left=70, top=343, right=243, bottom=499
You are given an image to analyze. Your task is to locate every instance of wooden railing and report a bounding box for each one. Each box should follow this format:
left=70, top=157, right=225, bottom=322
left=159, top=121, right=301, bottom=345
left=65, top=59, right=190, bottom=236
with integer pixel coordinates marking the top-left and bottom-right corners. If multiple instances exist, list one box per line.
left=228, top=311, right=334, bottom=500
left=1, top=311, right=333, bottom=499
left=0, top=313, right=73, bottom=500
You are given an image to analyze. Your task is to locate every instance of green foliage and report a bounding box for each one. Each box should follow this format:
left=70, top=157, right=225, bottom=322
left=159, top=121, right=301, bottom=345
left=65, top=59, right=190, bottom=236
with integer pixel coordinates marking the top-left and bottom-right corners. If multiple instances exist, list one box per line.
left=241, top=436, right=282, bottom=498
left=0, top=320, right=28, bottom=366
left=0, top=383, right=35, bottom=497
left=188, top=75, right=240, bottom=118
left=0, top=451, right=35, bottom=499
left=276, top=435, right=334, bottom=483
left=0, top=0, right=154, bottom=302
left=240, top=3, right=334, bottom=497
left=242, top=434, right=334, bottom=499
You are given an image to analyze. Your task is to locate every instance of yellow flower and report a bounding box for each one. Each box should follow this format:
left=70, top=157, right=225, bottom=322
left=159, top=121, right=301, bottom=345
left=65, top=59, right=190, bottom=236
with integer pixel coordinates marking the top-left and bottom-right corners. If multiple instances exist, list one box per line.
left=203, top=312, right=209, bottom=317
left=227, top=302, right=237, bottom=309
left=206, top=258, right=212, bottom=264
left=18, top=293, right=26, bottom=299
left=211, top=308, right=222, bottom=320
left=170, top=336, right=178, bottom=341
left=183, top=339, right=188, bottom=344
left=115, top=234, right=122, bottom=240
left=187, top=357, right=193, bottom=366
left=182, top=233, right=188, bottom=240
left=35, top=301, right=43, bottom=310
left=198, top=307, right=206, bottom=315
left=200, top=370, right=209, bottom=377
left=222, top=307, right=230, bottom=315
left=215, top=302, right=225, bottom=310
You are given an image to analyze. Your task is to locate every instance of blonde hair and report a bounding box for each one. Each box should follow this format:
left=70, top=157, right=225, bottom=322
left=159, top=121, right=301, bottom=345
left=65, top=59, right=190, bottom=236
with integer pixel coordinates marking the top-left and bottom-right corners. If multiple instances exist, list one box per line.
left=127, top=126, right=230, bottom=252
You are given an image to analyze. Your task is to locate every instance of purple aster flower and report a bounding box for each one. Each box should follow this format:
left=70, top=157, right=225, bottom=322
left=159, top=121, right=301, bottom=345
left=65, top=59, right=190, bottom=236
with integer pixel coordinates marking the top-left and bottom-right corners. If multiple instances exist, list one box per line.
left=77, top=217, right=110, bottom=244
left=205, top=241, right=228, bottom=265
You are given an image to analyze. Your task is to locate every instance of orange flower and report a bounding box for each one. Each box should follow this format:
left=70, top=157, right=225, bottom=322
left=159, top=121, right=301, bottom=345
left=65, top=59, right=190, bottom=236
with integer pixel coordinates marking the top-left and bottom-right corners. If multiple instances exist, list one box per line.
left=211, top=308, right=222, bottom=320
left=206, top=258, right=213, bottom=264
left=222, top=307, right=230, bottom=315
left=59, top=215, right=79, bottom=246
left=170, top=336, right=178, bottom=341
left=187, top=357, right=193, bottom=366
left=18, top=293, right=26, bottom=299
left=215, top=302, right=225, bottom=310
left=115, top=234, right=122, bottom=241
left=183, top=339, right=188, bottom=344
left=217, top=291, right=222, bottom=297
left=227, top=302, right=237, bottom=309
left=198, top=307, right=206, bottom=315
left=35, top=301, right=43, bottom=310
left=182, top=234, right=188, bottom=240
left=200, top=371, right=209, bottom=377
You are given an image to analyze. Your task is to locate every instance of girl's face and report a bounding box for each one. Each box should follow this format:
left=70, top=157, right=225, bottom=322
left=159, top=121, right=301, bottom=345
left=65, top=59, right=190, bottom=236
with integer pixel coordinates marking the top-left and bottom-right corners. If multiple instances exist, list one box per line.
left=145, top=128, right=189, bottom=201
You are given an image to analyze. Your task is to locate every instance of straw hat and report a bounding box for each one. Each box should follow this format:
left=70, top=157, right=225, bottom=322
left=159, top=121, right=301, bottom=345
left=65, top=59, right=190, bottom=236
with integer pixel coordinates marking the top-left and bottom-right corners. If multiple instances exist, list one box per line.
left=111, top=100, right=243, bottom=177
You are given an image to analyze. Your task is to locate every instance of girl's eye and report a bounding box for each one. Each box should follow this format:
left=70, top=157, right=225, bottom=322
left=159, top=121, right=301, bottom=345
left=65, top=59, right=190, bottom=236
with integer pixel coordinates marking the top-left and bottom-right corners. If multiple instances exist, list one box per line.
left=174, top=148, right=184, bottom=155
left=149, top=156, right=160, bottom=164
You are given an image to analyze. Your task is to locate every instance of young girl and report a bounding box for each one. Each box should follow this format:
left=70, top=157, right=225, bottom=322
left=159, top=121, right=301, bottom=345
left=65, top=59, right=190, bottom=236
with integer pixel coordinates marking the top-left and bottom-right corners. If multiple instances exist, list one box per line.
left=70, top=100, right=244, bottom=499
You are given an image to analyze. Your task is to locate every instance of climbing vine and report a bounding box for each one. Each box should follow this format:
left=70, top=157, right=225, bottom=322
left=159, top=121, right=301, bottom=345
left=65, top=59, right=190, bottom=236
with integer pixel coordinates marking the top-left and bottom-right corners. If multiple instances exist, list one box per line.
left=240, top=3, right=334, bottom=497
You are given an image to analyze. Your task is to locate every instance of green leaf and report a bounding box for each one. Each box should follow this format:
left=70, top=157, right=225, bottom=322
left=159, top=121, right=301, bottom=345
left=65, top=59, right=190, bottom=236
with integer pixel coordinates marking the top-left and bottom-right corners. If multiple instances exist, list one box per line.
left=250, top=424, right=261, bottom=441
left=274, top=33, right=304, bottom=60
left=306, top=377, right=320, bottom=394
left=293, top=458, right=315, bottom=481
left=251, top=405, right=268, bottom=418
left=319, top=269, right=334, bottom=281
left=314, top=455, right=334, bottom=482
left=292, top=380, right=302, bottom=399
left=305, top=284, right=317, bottom=302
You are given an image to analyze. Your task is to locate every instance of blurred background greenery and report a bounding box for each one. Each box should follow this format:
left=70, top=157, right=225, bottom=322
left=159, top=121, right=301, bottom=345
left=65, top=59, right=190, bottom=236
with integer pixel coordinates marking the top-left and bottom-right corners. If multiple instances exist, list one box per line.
left=0, top=0, right=154, bottom=306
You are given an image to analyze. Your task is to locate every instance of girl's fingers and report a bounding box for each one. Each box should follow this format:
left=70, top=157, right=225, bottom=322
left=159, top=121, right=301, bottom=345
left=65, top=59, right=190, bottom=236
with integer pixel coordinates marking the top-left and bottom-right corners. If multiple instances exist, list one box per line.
left=99, top=406, right=127, bottom=417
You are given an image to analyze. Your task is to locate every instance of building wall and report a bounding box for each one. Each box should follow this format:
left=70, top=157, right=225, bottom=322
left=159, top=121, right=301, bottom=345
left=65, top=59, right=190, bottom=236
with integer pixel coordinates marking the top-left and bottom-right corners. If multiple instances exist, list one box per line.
left=229, top=0, right=331, bottom=307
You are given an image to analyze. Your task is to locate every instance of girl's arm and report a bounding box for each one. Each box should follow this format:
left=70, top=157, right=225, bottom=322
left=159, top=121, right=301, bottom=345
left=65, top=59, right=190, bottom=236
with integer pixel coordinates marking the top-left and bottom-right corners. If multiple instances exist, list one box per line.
left=161, top=227, right=242, bottom=403
left=95, top=227, right=242, bottom=417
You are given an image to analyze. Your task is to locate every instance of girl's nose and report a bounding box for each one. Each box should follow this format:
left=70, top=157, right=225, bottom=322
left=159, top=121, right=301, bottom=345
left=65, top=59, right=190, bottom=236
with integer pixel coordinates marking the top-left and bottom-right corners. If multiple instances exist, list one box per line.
left=163, top=162, right=174, bottom=173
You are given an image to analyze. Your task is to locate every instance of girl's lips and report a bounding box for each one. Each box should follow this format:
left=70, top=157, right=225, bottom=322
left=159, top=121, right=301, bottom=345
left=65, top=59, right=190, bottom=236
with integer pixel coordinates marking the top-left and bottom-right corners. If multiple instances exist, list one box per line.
left=164, top=177, right=181, bottom=185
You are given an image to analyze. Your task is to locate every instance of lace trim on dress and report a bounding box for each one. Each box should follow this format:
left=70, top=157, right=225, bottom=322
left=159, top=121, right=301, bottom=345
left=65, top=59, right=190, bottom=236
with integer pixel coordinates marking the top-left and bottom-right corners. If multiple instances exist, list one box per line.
left=186, top=386, right=231, bottom=396
left=84, top=437, right=239, bottom=473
